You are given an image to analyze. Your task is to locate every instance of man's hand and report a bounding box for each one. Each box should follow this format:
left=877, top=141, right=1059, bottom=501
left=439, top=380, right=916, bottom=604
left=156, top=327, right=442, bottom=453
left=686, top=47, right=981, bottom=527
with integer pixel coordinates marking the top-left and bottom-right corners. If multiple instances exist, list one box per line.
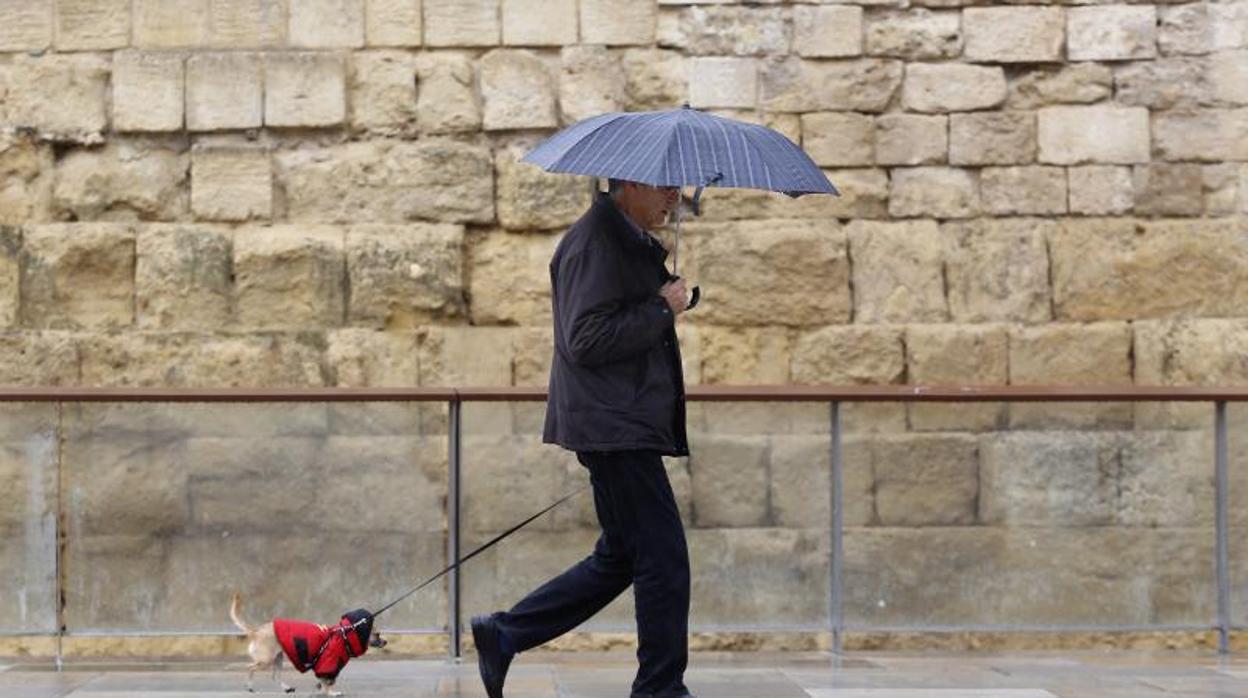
left=659, top=278, right=689, bottom=315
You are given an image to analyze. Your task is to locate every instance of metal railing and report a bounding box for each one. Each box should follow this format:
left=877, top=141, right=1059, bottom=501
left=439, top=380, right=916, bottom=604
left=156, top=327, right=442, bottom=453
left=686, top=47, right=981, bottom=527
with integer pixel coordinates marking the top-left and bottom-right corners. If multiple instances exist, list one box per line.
left=1, top=385, right=1245, bottom=662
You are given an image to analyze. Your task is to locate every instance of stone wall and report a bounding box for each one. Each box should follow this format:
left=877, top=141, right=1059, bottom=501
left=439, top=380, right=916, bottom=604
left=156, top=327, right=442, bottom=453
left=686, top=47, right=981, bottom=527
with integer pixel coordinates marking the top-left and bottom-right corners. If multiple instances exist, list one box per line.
left=1, top=0, right=1248, bottom=648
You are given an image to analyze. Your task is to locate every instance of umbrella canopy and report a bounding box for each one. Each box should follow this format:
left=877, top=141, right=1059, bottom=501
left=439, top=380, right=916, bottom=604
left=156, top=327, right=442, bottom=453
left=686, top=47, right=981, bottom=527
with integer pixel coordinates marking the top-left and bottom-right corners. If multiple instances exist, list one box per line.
left=523, top=105, right=838, bottom=197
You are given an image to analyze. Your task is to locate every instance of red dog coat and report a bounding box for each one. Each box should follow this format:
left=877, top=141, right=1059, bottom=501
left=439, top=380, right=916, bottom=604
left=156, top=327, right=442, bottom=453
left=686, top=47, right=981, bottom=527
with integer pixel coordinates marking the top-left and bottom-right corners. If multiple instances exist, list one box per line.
left=274, top=609, right=374, bottom=681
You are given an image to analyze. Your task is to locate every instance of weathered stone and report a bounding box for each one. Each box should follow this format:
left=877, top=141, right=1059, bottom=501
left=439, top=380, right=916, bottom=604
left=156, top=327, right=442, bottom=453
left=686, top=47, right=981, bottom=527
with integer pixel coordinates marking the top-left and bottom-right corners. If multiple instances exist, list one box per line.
left=1115, top=57, right=1213, bottom=109
left=496, top=146, right=590, bottom=230
left=581, top=0, right=656, bottom=45
left=1121, top=430, right=1214, bottom=527
left=1068, top=5, right=1157, bottom=61
left=191, top=146, right=271, bottom=221
left=762, top=58, right=902, bottom=113
left=366, top=0, right=421, bottom=46
left=418, top=326, right=521, bottom=433
left=0, top=403, right=58, bottom=538
left=233, top=225, right=344, bottom=330
left=326, top=329, right=419, bottom=387
left=659, top=6, right=790, bottom=56
left=414, top=52, right=482, bottom=134
left=186, top=53, right=263, bottom=131
left=888, top=167, right=979, bottom=219
left=55, top=0, right=129, bottom=50
left=873, top=434, right=979, bottom=525
left=792, top=325, right=905, bottom=385
left=689, top=435, right=768, bottom=527
left=349, top=50, right=419, bottom=134
left=794, top=5, right=861, bottom=57
left=462, top=434, right=571, bottom=532
left=801, top=112, right=874, bottom=167
left=560, top=46, right=625, bottom=123
left=980, top=166, right=1067, bottom=216
left=1049, top=218, right=1248, bottom=321
left=469, top=230, right=558, bottom=325
left=206, top=0, right=285, bottom=48
left=1153, top=109, right=1248, bottom=162
left=681, top=219, right=850, bottom=327
left=480, top=49, right=558, bottom=130
left=1136, top=319, right=1248, bottom=399
left=848, top=220, right=947, bottom=322
left=502, top=0, right=577, bottom=46
left=264, top=53, right=347, bottom=128
left=1202, top=163, right=1248, bottom=216
left=0, top=227, right=16, bottom=328
left=695, top=325, right=793, bottom=385
left=1038, top=106, right=1150, bottom=164
left=424, top=0, right=498, bottom=46
left=964, top=6, right=1063, bottom=63
left=688, top=57, right=757, bottom=109
left=346, top=222, right=465, bottom=329
left=700, top=168, right=889, bottom=220
left=690, top=528, right=829, bottom=627
left=902, top=63, right=1007, bottom=113
left=276, top=140, right=495, bottom=224
left=949, top=112, right=1036, bottom=165
left=1133, top=163, right=1204, bottom=217
left=0, top=0, right=52, bottom=50
left=20, top=223, right=135, bottom=330
left=133, top=0, right=207, bottom=48
left=1008, top=322, right=1133, bottom=429
left=0, top=133, right=55, bottom=225
left=1212, top=50, right=1248, bottom=105
left=52, top=140, right=188, bottom=222
left=289, top=0, right=363, bottom=48
left=0, top=332, right=79, bottom=385
left=943, top=218, right=1053, bottom=324
left=980, top=432, right=1121, bottom=526
left=621, top=48, right=689, bottom=110
left=0, top=54, right=109, bottom=143
left=907, top=325, right=1008, bottom=432
left=63, top=436, right=191, bottom=536
left=771, top=435, right=873, bottom=527
left=874, top=114, right=946, bottom=166
left=135, top=224, right=232, bottom=331
left=865, top=9, right=961, bottom=60
left=113, top=51, right=185, bottom=133
left=1007, top=64, right=1113, bottom=109
left=1068, top=165, right=1134, bottom=215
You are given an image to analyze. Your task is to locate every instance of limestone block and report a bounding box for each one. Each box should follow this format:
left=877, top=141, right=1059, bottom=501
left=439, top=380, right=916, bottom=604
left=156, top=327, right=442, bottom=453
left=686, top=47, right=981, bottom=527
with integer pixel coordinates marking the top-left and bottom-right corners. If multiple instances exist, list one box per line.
left=20, top=224, right=135, bottom=330
left=469, top=231, right=558, bottom=326
left=0, top=403, right=58, bottom=534
left=980, top=431, right=1122, bottom=526
left=264, top=53, right=347, bottom=127
left=689, top=435, right=768, bottom=527
left=0, top=0, right=52, bottom=50
left=233, top=225, right=344, bottom=329
left=0, top=133, right=55, bottom=225
left=1068, top=165, right=1134, bottom=215
left=980, top=166, right=1067, bottom=216
left=0, top=332, right=79, bottom=385
left=622, top=48, right=688, bottom=110
left=133, top=0, right=208, bottom=48
left=848, top=219, right=947, bottom=322
left=902, top=63, right=1006, bottom=113
left=695, top=325, right=793, bottom=385
left=350, top=50, right=419, bottom=133
left=1133, top=163, right=1204, bottom=217
left=873, top=434, right=979, bottom=525
left=659, top=5, right=790, bottom=56
left=135, top=224, right=232, bottom=331
left=1037, top=106, right=1150, bottom=164
left=1007, top=64, right=1113, bottom=109
left=113, top=51, right=185, bottom=133
left=865, top=9, right=960, bottom=60
left=1, top=54, right=109, bottom=143
left=502, top=0, right=577, bottom=45
left=874, top=114, right=946, bottom=166
left=55, top=0, right=129, bottom=50
left=801, top=112, right=875, bottom=167
left=964, top=6, right=1063, bottom=63
left=1114, top=57, right=1212, bottom=109
left=792, top=325, right=905, bottom=385
left=906, top=325, right=1008, bottom=432
left=1207, top=1, right=1246, bottom=51
left=793, top=5, right=861, bottom=57
left=1049, top=218, right=1248, bottom=321
left=1120, top=430, right=1214, bottom=527
left=425, top=0, right=499, bottom=46
left=762, top=57, right=902, bottom=113
left=581, top=0, right=656, bottom=45
left=690, top=528, right=828, bottom=627
left=1068, top=5, right=1157, bottom=61
left=480, top=49, right=558, bottom=130
left=1008, top=322, right=1133, bottom=429
left=81, top=333, right=326, bottom=388
left=681, top=219, right=850, bottom=326
left=63, top=435, right=190, bottom=536
left=698, top=168, right=888, bottom=220
left=326, top=329, right=419, bottom=388
left=276, top=140, right=494, bottom=224
left=560, top=45, right=625, bottom=123
left=949, top=112, right=1036, bottom=165
left=1203, top=163, right=1248, bottom=216
left=943, top=218, right=1053, bottom=324
left=770, top=435, right=873, bottom=528
left=289, top=0, right=364, bottom=48
left=206, top=0, right=285, bottom=48
left=1135, top=320, right=1248, bottom=428
left=462, top=435, right=568, bottom=532
left=888, top=167, right=979, bottom=219
left=415, top=52, right=482, bottom=133
left=1153, top=109, right=1248, bottom=162
left=52, top=140, right=188, bottom=222
left=366, top=0, right=421, bottom=46
left=1212, top=50, right=1248, bottom=105
left=191, top=146, right=272, bottom=222
left=0, top=227, right=15, bottom=328
left=418, top=326, right=519, bottom=433
left=496, top=146, right=589, bottom=230
left=688, top=57, right=757, bottom=109
left=186, top=53, right=263, bottom=131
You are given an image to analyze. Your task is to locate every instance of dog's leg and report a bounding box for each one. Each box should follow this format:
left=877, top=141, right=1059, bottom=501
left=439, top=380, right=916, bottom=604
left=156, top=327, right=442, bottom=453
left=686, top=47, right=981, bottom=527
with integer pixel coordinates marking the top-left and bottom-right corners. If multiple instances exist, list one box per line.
left=246, top=661, right=260, bottom=693
left=272, top=651, right=294, bottom=693
left=316, top=679, right=344, bottom=697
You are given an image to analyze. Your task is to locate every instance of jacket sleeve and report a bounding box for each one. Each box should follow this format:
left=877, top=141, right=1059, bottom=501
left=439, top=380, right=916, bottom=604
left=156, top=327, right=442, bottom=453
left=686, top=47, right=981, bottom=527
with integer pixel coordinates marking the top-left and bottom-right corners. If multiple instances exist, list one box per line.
left=557, top=247, right=674, bottom=367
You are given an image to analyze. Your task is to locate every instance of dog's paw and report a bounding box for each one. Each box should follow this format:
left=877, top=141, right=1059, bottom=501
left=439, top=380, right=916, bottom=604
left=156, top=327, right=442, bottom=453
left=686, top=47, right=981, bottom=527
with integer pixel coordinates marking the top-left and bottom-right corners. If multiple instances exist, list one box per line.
left=283, top=688, right=295, bottom=694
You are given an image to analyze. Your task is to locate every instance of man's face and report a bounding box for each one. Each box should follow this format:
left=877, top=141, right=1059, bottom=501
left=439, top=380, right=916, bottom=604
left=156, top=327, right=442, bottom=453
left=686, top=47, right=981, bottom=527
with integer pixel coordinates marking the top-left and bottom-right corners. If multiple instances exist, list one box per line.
left=621, top=182, right=680, bottom=229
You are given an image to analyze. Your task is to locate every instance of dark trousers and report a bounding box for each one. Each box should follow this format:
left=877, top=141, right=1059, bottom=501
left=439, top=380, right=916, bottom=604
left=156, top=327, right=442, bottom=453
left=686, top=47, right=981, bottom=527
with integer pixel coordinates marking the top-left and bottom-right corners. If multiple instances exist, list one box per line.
left=495, top=449, right=691, bottom=697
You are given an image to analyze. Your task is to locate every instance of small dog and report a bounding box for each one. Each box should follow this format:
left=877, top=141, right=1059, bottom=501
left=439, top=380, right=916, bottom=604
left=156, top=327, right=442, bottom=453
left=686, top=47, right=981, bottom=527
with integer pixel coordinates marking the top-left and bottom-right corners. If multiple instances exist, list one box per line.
left=230, top=592, right=386, bottom=695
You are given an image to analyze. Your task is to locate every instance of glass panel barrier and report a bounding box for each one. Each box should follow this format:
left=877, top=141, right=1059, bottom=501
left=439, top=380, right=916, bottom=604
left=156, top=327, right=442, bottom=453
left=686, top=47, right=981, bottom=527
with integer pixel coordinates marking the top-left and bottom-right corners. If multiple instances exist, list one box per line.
left=0, top=403, right=58, bottom=634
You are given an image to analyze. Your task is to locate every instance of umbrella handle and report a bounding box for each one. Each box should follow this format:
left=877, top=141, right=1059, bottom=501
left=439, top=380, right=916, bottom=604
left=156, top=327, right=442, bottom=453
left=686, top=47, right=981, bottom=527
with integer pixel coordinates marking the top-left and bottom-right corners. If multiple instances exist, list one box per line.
left=687, top=285, right=700, bottom=311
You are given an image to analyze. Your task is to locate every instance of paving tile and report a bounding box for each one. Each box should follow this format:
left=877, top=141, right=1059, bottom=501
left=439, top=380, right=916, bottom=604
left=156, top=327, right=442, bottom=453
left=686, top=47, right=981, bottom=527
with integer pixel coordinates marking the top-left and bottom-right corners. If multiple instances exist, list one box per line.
left=806, top=691, right=1057, bottom=698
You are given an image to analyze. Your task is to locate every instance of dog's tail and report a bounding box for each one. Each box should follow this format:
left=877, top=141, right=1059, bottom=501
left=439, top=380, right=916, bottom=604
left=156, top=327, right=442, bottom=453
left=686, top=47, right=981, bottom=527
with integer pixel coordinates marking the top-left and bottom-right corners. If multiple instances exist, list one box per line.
left=229, top=592, right=256, bottom=636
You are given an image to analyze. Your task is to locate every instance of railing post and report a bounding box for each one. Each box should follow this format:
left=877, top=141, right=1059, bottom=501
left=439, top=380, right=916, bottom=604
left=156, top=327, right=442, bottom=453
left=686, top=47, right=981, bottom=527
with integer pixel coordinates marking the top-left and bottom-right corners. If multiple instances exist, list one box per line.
left=55, top=401, right=65, bottom=672
left=448, top=398, right=463, bottom=660
left=1215, top=401, right=1230, bottom=655
left=830, top=401, right=844, bottom=655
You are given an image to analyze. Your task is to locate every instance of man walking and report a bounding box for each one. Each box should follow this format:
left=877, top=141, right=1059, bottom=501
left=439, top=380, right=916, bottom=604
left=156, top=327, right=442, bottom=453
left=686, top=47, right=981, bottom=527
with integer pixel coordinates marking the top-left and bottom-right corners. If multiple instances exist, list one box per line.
left=471, top=179, right=694, bottom=698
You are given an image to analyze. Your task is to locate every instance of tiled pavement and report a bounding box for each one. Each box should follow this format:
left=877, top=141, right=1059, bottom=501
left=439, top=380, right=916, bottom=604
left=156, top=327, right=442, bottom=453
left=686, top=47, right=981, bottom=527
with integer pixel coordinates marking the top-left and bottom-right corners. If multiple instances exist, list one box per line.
left=3, top=651, right=1248, bottom=697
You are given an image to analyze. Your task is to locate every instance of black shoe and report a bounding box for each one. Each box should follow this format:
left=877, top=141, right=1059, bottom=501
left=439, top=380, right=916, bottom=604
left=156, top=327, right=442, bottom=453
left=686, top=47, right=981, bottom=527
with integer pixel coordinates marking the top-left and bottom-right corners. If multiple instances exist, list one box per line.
left=471, top=614, right=513, bottom=698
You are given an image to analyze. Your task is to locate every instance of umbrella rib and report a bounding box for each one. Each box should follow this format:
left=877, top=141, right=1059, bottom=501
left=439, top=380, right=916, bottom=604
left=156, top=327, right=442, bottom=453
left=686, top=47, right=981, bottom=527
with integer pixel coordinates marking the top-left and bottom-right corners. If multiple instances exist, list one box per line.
left=624, top=111, right=679, bottom=183
left=563, top=115, right=634, bottom=175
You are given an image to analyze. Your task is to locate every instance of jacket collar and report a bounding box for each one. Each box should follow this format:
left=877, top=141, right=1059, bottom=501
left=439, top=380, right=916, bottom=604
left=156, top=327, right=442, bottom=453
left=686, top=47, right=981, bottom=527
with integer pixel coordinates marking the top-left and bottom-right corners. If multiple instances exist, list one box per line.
left=593, top=193, right=670, bottom=263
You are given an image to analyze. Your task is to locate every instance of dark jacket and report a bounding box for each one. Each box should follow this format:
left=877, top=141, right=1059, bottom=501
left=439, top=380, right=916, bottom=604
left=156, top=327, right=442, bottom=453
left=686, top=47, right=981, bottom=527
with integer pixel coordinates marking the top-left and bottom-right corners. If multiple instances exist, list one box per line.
left=542, top=194, right=689, bottom=457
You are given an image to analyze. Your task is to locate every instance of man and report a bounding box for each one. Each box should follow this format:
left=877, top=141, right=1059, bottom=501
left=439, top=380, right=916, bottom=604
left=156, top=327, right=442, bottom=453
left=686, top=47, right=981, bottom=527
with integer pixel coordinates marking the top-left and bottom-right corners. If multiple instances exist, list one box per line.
left=471, top=179, right=694, bottom=698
